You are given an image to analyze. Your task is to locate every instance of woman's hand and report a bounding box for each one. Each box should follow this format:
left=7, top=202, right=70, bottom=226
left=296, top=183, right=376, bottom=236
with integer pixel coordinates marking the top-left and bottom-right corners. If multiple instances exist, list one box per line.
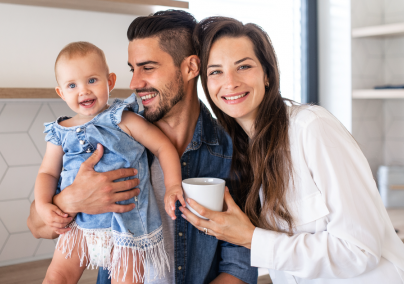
left=179, top=187, right=256, bottom=249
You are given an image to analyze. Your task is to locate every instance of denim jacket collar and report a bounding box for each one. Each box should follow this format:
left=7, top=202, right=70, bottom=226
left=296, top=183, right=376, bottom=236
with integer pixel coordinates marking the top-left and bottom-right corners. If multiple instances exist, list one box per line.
left=185, top=101, right=219, bottom=153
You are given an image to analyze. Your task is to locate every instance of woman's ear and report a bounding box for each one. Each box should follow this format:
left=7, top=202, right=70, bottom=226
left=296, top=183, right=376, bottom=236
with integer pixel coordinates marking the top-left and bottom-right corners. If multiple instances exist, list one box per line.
left=55, top=87, right=65, bottom=101
left=108, top=73, right=117, bottom=93
left=182, top=55, right=200, bottom=81
left=264, top=74, right=269, bottom=88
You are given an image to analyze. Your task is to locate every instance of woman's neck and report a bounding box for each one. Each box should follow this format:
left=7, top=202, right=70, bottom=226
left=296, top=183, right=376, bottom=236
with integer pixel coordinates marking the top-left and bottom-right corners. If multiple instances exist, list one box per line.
left=235, top=114, right=256, bottom=138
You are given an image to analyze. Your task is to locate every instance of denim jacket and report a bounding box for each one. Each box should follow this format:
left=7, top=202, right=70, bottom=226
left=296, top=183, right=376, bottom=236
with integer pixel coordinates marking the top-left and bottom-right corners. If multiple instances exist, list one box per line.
left=97, top=102, right=257, bottom=284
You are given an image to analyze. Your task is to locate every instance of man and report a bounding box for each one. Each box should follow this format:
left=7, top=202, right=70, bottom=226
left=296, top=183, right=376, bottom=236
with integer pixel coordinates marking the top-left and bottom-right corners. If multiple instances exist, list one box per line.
left=27, top=10, right=257, bottom=284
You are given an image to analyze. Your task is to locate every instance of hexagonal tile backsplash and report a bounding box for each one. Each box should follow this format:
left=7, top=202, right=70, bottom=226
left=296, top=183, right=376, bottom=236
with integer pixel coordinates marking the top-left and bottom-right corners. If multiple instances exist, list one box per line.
left=0, top=100, right=75, bottom=266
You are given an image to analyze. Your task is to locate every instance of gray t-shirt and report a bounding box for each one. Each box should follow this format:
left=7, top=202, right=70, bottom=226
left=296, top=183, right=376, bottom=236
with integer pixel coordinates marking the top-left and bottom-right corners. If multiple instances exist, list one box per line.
left=145, top=158, right=175, bottom=284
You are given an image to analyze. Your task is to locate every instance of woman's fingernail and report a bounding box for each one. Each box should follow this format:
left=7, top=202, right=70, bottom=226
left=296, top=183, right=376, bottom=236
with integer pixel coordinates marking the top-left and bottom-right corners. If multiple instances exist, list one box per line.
left=179, top=207, right=183, bottom=212
left=171, top=216, right=176, bottom=220
left=172, top=206, right=175, bottom=210
left=181, top=214, right=187, bottom=219
left=187, top=198, right=191, bottom=203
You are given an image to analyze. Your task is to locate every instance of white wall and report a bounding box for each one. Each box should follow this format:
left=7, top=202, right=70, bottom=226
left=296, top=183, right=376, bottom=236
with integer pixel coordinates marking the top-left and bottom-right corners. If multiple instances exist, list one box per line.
left=318, top=0, right=352, bottom=132
left=0, top=3, right=137, bottom=89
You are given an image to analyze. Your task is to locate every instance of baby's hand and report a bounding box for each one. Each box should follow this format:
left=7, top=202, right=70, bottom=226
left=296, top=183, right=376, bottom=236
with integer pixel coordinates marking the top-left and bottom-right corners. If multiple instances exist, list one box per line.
left=37, top=203, right=73, bottom=234
left=164, top=184, right=186, bottom=220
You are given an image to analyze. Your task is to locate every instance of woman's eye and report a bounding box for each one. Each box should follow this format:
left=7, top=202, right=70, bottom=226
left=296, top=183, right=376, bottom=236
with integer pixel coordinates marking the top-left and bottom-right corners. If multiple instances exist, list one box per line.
left=209, top=70, right=221, bottom=76
left=239, top=65, right=251, bottom=70
left=68, top=83, right=76, bottom=88
left=144, top=67, right=153, bottom=71
left=129, top=68, right=134, bottom=73
left=89, top=78, right=96, bottom=84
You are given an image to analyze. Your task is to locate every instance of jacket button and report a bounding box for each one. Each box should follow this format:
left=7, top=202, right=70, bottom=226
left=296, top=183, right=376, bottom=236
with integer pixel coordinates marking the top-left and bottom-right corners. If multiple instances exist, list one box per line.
left=86, top=149, right=91, bottom=153
left=76, top=128, right=81, bottom=133
left=80, top=140, right=85, bottom=145
left=178, top=232, right=183, bottom=237
left=182, top=162, right=186, bottom=166
left=178, top=266, right=182, bottom=270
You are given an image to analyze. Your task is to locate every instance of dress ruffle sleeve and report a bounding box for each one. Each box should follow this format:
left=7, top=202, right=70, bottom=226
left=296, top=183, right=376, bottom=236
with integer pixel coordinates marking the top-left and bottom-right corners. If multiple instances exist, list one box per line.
left=44, top=121, right=62, bottom=146
left=111, top=93, right=142, bottom=125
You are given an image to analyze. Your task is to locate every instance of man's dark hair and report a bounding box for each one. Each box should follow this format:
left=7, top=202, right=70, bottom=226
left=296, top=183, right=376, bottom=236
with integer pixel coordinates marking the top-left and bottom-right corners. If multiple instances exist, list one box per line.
left=127, top=10, right=197, bottom=67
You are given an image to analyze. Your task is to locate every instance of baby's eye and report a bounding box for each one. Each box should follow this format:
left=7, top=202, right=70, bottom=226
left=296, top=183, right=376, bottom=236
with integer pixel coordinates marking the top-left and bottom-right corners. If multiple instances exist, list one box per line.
left=68, top=83, right=76, bottom=89
left=89, top=78, right=96, bottom=84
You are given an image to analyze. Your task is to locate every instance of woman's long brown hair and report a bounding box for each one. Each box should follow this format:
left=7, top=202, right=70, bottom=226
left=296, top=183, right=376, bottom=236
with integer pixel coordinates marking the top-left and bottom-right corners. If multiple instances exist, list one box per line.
left=193, top=17, right=294, bottom=234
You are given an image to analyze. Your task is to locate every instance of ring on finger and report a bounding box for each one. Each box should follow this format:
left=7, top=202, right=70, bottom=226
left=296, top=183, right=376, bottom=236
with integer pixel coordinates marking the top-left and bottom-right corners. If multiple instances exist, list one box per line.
left=203, top=228, right=208, bottom=235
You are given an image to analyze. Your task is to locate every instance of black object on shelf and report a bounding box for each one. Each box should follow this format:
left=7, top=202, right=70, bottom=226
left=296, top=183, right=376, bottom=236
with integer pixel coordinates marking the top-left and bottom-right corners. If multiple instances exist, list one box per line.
left=374, top=85, right=404, bottom=89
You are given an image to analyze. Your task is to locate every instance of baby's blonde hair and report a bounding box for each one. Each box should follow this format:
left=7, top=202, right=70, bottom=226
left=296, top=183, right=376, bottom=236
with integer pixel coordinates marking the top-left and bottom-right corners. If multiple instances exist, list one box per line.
left=55, top=42, right=109, bottom=82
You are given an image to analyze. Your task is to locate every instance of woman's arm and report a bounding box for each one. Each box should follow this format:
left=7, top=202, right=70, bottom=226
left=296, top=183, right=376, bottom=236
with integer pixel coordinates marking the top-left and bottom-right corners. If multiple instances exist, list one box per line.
left=247, top=112, right=385, bottom=279
left=182, top=108, right=388, bottom=279
left=120, top=111, right=185, bottom=219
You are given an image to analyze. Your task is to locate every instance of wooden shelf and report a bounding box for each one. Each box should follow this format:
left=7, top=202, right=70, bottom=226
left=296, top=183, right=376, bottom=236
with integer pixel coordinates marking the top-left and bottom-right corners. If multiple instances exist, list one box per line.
left=352, top=22, right=404, bottom=38
left=0, top=88, right=132, bottom=99
left=352, top=89, right=404, bottom=99
left=0, top=0, right=188, bottom=16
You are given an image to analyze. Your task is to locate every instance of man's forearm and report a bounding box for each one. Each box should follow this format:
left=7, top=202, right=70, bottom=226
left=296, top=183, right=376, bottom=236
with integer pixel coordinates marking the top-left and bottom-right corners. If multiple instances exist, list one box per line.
left=27, top=201, right=58, bottom=239
left=210, top=273, right=247, bottom=284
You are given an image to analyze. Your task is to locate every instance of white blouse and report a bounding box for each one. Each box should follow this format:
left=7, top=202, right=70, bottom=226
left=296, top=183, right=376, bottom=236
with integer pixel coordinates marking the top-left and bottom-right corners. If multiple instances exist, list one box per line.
left=251, top=105, right=404, bottom=283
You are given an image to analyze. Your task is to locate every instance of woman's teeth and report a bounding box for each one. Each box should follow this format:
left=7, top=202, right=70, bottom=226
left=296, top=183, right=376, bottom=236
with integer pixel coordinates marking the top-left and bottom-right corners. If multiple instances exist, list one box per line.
left=141, top=93, right=157, bottom=100
left=224, top=93, right=248, bottom=100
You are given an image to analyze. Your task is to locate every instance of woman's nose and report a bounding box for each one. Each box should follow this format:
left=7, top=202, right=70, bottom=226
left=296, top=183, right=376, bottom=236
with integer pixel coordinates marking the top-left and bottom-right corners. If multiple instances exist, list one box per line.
left=224, top=72, right=240, bottom=90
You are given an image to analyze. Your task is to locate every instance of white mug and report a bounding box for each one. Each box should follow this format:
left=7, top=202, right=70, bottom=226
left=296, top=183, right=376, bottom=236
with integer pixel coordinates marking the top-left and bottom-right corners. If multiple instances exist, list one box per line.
left=182, top=177, right=226, bottom=220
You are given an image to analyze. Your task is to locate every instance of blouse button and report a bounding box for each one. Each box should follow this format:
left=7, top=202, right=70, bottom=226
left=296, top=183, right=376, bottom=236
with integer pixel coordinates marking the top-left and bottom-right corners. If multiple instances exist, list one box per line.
left=76, top=128, right=81, bottom=133
left=182, top=162, right=186, bottom=166
left=80, top=140, right=85, bottom=145
left=178, top=266, right=182, bottom=270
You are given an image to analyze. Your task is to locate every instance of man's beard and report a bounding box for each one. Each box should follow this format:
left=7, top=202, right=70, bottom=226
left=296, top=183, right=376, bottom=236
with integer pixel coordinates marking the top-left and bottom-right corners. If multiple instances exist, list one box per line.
left=137, top=71, right=185, bottom=123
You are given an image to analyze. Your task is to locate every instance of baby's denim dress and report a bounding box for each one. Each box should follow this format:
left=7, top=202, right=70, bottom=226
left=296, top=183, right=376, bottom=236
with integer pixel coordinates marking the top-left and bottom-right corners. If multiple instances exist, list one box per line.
left=44, top=94, right=168, bottom=282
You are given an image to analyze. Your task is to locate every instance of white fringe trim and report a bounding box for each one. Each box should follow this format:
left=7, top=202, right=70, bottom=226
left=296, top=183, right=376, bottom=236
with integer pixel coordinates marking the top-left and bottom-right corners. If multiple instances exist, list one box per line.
left=56, top=221, right=169, bottom=283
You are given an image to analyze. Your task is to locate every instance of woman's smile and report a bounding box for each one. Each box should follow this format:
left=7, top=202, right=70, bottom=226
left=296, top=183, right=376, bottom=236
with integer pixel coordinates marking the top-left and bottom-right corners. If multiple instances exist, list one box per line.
left=221, top=91, right=250, bottom=104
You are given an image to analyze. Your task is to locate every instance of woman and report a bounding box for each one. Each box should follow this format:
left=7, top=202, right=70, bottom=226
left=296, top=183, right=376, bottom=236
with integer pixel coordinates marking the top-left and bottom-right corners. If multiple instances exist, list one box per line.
left=179, top=16, right=404, bottom=283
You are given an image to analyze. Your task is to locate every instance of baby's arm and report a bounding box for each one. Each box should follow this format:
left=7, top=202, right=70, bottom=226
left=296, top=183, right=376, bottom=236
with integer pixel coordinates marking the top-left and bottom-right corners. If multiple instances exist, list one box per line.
left=34, top=142, right=72, bottom=231
left=120, top=112, right=184, bottom=220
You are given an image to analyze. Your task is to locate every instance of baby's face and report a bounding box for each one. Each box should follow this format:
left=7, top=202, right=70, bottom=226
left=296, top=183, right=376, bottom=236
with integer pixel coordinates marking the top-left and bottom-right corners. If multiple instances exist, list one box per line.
left=55, top=53, right=114, bottom=118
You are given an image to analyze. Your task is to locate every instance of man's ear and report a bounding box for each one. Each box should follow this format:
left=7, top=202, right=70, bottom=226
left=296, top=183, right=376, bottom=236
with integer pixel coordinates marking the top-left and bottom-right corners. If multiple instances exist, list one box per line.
left=55, top=87, right=65, bottom=101
left=182, top=55, right=200, bottom=81
left=108, top=73, right=117, bottom=93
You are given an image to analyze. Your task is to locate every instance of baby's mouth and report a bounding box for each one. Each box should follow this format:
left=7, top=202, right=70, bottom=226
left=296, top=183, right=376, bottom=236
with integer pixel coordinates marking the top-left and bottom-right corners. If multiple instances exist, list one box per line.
left=80, top=99, right=95, bottom=106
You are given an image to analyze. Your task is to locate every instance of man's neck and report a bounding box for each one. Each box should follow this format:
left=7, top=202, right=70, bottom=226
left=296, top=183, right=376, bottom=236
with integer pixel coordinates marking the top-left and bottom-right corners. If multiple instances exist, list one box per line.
left=155, top=89, right=200, bottom=158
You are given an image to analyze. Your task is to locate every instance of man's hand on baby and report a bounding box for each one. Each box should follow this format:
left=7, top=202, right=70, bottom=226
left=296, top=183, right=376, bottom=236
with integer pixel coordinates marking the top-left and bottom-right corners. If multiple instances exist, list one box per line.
left=37, top=203, right=73, bottom=234
left=164, top=185, right=186, bottom=220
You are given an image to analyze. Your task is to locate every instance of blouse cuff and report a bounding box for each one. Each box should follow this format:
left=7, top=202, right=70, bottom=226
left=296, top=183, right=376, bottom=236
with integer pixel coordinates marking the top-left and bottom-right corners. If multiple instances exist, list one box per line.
left=250, top=227, right=279, bottom=269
